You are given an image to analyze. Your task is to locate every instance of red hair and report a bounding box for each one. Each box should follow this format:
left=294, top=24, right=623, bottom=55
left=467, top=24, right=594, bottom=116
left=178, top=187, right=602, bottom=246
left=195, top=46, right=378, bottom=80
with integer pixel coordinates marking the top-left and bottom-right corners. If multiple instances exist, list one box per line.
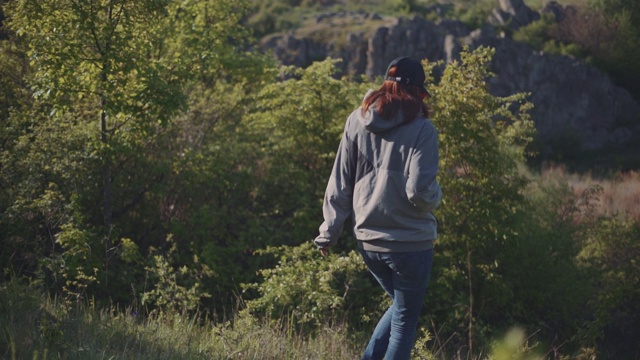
left=362, top=66, right=430, bottom=121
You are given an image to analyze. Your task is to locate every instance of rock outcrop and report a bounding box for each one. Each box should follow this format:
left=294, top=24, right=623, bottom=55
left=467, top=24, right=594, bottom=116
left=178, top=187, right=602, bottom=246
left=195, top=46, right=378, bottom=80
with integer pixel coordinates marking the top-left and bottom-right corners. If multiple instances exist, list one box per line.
left=488, top=0, right=541, bottom=30
left=258, top=1, right=640, bottom=158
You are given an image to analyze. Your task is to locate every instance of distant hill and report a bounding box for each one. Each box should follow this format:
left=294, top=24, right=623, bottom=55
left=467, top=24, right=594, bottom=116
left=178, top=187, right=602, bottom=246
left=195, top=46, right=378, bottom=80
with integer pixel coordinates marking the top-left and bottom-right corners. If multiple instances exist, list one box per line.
left=250, top=0, right=640, bottom=171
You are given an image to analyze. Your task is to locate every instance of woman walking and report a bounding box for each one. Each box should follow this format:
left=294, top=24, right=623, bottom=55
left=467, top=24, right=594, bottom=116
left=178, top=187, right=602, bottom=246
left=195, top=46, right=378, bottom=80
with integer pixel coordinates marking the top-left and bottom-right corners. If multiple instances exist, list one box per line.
left=314, top=56, right=442, bottom=360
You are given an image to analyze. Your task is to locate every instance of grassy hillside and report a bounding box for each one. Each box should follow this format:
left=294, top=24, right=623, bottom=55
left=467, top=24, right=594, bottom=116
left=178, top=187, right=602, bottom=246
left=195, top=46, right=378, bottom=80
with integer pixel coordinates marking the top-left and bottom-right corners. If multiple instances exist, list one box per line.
left=0, top=279, right=572, bottom=359
left=247, top=0, right=591, bottom=37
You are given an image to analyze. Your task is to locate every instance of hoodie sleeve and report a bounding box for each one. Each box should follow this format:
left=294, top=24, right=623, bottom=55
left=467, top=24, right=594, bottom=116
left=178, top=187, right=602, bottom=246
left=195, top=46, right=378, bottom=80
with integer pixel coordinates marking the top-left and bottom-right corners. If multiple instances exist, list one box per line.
left=314, top=120, right=356, bottom=249
left=406, top=120, right=442, bottom=212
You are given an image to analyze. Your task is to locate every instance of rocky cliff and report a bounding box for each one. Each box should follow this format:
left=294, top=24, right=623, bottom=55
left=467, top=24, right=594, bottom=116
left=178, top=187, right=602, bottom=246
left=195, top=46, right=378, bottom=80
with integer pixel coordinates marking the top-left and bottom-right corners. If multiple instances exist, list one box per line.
left=259, top=0, right=640, bottom=159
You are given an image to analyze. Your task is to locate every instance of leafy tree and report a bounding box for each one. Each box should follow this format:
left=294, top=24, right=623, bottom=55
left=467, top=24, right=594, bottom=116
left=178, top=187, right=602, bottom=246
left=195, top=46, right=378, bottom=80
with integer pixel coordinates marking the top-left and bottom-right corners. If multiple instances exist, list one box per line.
left=129, top=57, right=370, bottom=313
left=589, top=0, right=640, bottom=98
left=424, top=46, right=535, bottom=355
left=1, top=0, right=257, bottom=301
left=0, top=2, right=34, bottom=280
left=508, top=177, right=597, bottom=351
left=149, top=75, right=273, bottom=306
left=245, top=59, right=369, bottom=247
left=579, top=217, right=640, bottom=359
left=8, top=0, right=182, bottom=230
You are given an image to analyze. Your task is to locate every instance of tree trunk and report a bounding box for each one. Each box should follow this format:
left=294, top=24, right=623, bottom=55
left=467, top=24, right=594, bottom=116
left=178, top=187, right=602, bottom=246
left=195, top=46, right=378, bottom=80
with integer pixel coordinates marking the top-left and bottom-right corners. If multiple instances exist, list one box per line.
left=101, top=106, right=112, bottom=229
left=467, top=246, right=474, bottom=357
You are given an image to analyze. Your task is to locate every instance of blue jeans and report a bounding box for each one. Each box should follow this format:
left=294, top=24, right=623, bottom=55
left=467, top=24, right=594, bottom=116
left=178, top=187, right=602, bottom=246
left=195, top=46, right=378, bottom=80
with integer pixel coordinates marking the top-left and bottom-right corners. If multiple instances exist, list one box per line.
left=359, top=248, right=434, bottom=360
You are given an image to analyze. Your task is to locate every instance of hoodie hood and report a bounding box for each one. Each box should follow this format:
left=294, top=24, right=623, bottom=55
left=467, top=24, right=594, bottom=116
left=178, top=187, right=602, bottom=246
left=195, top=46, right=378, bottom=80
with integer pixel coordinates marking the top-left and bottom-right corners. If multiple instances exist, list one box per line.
left=357, top=89, right=408, bottom=133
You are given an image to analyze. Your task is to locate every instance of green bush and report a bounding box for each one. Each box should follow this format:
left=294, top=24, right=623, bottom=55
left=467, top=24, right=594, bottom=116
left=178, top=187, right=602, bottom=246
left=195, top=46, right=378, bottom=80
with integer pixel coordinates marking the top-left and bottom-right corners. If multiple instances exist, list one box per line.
left=424, top=46, right=536, bottom=355
left=592, top=11, right=640, bottom=99
left=579, top=217, right=640, bottom=359
left=0, top=279, right=43, bottom=359
left=513, top=14, right=586, bottom=58
left=242, top=242, right=374, bottom=331
left=141, top=235, right=213, bottom=315
left=455, top=0, right=497, bottom=30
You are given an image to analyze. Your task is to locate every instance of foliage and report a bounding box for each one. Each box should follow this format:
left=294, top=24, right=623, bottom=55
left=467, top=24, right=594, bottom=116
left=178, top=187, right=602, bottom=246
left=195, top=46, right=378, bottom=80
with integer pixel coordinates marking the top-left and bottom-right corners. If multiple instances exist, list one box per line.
left=0, top=279, right=45, bottom=359
left=542, top=166, right=640, bottom=221
left=141, top=235, right=213, bottom=315
left=244, top=58, right=368, bottom=247
left=411, top=326, right=438, bottom=360
left=136, top=76, right=271, bottom=310
left=245, top=0, right=428, bottom=38
left=424, top=46, right=536, bottom=355
left=0, top=281, right=363, bottom=359
left=0, top=15, right=38, bottom=282
left=588, top=0, right=640, bottom=99
left=578, top=217, right=640, bottom=359
left=513, top=14, right=585, bottom=58
left=1, top=0, right=640, bottom=357
left=453, top=0, right=498, bottom=30
left=0, top=0, right=268, bottom=307
left=155, top=57, right=364, bottom=309
left=246, top=0, right=304, bottom=37
left=242, top=242, right=373, bottom=331
left=513, top=0, right=640, bottom=100
left=508, top=177, right=597, bottom=348
left=487, top=328, right=543, bottom=360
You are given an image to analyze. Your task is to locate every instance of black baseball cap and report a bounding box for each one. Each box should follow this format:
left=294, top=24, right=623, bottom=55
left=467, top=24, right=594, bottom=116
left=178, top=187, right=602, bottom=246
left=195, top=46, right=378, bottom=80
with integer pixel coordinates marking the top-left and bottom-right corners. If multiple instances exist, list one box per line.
left=385, top=56, right=430, bottom=97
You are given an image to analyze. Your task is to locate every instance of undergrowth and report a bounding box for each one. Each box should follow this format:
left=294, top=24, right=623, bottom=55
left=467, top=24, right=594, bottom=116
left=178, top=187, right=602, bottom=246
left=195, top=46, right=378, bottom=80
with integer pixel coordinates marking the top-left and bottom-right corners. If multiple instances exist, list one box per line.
left=0, top=278, right=604, bottom=360
left=1, top=278, right=560, bottom=360
left=0, top=279, right=362, bottom=360
left=541, top=165, right=640, bottom=222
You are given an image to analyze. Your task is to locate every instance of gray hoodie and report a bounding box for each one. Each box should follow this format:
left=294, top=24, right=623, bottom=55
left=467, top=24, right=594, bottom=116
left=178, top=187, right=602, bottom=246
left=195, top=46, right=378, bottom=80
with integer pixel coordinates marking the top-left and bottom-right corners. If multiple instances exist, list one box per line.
left=314, top=92, right=442, bottom=252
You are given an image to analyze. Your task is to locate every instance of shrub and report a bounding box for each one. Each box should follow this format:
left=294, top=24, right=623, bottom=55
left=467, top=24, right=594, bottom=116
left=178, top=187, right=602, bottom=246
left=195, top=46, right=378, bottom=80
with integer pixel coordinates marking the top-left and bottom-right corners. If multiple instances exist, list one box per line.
left=513, top=13, right=586, bottom=58
left=242, top=242, right=375, bottom=331
left=141, top=235, right=213, bottom=315
left=424, top=45, right=535, bottom=355
left=0, top=279, right=42, bottom=359
left=579, top=217, right=640, bottom=359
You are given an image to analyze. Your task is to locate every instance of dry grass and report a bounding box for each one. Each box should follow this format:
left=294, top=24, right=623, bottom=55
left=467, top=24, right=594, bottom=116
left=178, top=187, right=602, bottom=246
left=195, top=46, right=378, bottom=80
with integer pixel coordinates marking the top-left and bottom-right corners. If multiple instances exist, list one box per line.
left=0, top=279, right=363, bottom=360
left=541, top=165, right=640, bottom=222
left=296, top=13, right=396, bottom=50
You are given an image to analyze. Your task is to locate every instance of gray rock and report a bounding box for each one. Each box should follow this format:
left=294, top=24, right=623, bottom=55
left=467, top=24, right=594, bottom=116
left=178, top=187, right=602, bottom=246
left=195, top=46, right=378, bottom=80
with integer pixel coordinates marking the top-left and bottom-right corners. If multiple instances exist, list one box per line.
left=258, top=13, right=640, bottom=157
left=443, top=34, right=460, bottom=64
left=365, top=16, right=444, bottom=80
left=259, top=34, right=326, bottom=67
left=438, top=19, right=471, bottom=38
left=471, top=36, right=640, bottom=154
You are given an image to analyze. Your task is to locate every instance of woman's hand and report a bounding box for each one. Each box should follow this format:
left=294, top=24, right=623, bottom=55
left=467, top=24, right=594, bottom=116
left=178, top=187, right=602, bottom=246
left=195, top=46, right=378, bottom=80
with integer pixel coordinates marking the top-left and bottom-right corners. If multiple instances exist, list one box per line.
left=319, top=246, right=331, bottom=257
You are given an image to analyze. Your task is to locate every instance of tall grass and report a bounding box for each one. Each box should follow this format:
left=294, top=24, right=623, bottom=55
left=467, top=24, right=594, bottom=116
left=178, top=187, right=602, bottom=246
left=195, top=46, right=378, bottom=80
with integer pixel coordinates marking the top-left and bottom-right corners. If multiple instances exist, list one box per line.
left=0, top=280, right=361, bottom=360
left=2, top=279, right=553, bottom=360
left=542, top=165, right=640, bottom=221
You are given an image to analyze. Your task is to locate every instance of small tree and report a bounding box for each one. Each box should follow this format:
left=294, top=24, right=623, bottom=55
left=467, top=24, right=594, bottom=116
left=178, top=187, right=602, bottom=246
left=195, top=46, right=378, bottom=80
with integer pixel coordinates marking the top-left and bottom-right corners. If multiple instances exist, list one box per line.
left=423, top=46, right=535, bottom=355
left=2, top=0, right=253, bottom=301
left=244, top=59, right=369, bottom=246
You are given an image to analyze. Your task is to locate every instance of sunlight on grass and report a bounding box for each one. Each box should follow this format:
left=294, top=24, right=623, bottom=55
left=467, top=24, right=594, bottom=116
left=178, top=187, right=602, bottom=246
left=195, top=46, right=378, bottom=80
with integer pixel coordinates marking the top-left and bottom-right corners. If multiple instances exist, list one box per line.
left=1, top=279, right=362, bottom=360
